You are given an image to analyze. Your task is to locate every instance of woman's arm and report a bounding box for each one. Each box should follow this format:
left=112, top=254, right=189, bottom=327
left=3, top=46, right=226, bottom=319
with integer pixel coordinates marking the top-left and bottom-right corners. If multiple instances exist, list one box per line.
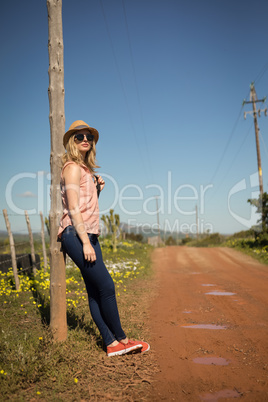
left=63, top=164, right=96, bottom=262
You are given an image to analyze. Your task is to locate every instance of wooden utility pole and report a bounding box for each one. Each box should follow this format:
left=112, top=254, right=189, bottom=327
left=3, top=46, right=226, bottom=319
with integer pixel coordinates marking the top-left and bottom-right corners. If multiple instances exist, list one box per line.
left=195, top=205, right=199, bottom=239
left=47, top=0, right=67, bottom=341
left=3, top=209, right=20, bottom=290
left=25, top=211, right=37, bottom=275
left=155, top=196, right=161, bottom=246
left=243, top=83, right=267, bottom=229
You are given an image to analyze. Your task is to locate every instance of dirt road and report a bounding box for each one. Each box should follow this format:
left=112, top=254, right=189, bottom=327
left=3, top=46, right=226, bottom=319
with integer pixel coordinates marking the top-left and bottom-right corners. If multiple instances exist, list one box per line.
left=148, top=246, right=268, bottom=401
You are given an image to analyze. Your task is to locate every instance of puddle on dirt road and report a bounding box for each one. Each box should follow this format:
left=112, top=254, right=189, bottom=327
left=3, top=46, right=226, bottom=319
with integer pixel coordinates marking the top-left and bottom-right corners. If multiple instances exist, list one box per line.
left=182, top=311, right=192, bottom=314
left=202, top=284, right=216, bottom=287
left=205, top=291, right=236, bottom=296
left=193, top=357, right=230, bottom=366
left=190, top=272, right=201, bottom=274
left=200, top=389, right=241, bottom=401
left=181, top=324, right=227, bottom=330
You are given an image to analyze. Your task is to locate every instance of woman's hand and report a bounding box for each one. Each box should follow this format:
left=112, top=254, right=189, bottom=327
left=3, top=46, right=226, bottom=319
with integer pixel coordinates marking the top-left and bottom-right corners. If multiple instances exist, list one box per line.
left=83, top=242, right=96, bottom=262
left=96, top=175, right=105, bottom=192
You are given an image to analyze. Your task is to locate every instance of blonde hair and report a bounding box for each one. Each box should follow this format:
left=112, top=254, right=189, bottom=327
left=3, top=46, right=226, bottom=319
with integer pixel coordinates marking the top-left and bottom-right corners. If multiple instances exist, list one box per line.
left=61, top=134, right=100, bottom=173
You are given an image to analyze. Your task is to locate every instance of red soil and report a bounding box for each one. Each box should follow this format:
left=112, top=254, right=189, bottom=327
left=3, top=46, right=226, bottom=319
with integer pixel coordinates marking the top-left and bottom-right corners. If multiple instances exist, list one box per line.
left=148, top=246, right=268, bottom=401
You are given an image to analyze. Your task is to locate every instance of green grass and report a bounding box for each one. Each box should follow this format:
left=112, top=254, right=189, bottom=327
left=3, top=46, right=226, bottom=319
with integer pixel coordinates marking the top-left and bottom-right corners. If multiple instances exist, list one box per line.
left=0, top=239, right=155, bottom=401
left=183, top=233, right=224, bottom=247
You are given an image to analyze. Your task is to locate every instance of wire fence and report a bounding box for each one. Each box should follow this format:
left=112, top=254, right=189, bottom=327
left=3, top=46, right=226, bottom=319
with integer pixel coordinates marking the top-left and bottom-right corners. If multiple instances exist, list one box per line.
left=0, top=253, right=41, bottom=274
left=1, top=210, right=48, bottom=288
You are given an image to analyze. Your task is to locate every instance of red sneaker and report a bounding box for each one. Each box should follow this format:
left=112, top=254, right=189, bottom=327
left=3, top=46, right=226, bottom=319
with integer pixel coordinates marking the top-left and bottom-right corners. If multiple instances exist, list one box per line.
left=139, top=341, right=150, bottom=353
left=121, top=340, right=143, bottom=353
left=107, top=340, right=142, bottom=357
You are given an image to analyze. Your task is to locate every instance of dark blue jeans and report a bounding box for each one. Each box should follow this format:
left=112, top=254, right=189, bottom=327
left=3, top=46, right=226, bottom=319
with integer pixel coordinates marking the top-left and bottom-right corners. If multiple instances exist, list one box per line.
left=61, top=225, right=126, bottom=346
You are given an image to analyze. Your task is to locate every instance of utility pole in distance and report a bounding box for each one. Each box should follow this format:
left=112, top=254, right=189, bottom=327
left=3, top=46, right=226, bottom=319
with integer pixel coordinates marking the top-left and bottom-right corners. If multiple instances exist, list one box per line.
left=196, top=205, right=199, bottom=239
left=155, top=196, right=161, bottom=246
left=243, top=82, right=267, bottom=229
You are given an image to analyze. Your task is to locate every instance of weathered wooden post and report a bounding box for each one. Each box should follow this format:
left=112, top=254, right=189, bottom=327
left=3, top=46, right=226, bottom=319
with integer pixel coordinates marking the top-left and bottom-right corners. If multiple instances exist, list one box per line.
left=24, top=210, right=37, bottom=275
left=47, top=0, right=67, bottom=341
left=3, top=209, right=20, bottom=290
left=40, top=211, right=48, bottom=271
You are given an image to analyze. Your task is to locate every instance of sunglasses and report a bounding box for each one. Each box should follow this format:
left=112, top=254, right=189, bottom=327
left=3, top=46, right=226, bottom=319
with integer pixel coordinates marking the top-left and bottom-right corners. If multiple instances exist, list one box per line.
left=74, top=133, right=94, bottom=142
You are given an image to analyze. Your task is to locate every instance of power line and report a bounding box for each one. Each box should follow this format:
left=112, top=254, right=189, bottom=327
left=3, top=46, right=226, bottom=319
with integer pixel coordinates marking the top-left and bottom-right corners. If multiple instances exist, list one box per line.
left=207, top=74, right=265, bottom=187
left=207, top=121, right=253, bottom=202
left=99, top=0, right=151, bottom=183
left=208, top=84, right=266, bottom=201
left=122, top=0, right=154, bottom=183
left=208, top=58, right=268, bottom=188
left=259, top=130, right=268, bottom=160
left=209, top=106, right=243, bottom=185
left=254, top=61, right=268, bottom=86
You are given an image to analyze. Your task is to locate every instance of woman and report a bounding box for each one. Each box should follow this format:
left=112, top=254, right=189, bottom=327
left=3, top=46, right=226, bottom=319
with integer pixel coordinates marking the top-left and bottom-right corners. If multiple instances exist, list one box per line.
left=58, top=120, right=150, bottom=357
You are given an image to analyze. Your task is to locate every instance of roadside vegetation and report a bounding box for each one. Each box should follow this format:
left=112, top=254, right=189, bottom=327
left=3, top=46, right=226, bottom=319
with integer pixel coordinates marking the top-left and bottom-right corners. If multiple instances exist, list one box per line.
left=171, top=192, right=268, bottom=265
left=178, top=229, right=268, bottom=265
left=0, top=238, right=157, bottom=401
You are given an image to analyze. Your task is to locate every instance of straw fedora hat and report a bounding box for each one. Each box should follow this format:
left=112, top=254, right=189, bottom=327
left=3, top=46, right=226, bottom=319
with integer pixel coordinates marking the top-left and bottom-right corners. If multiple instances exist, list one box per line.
left=63, top=120, right=99, bottom=148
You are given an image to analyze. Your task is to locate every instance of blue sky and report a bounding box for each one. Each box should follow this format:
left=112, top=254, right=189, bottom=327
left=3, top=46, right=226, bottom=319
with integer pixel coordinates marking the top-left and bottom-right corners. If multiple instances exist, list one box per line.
left=1, top=0, right=268, bottom=236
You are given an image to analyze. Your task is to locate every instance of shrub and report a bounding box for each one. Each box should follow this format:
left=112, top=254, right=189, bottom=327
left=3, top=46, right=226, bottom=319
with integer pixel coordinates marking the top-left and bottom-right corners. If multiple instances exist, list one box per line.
left=165, top=236, right=176, bottom=246
left=125, top=233, right=144, bottom=243
left=181, top=237, right=193, bottom=245
left=190, top=233, right=223, bottom=247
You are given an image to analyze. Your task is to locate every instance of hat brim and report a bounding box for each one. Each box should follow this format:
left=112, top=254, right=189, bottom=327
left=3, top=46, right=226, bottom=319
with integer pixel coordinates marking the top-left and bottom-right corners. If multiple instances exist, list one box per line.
left=63, top=126, right=99, bottom=148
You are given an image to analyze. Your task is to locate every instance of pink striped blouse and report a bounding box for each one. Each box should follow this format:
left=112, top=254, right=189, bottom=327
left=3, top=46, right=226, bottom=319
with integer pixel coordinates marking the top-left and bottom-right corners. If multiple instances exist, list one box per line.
left=57, top=161, right=100, bottom=238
